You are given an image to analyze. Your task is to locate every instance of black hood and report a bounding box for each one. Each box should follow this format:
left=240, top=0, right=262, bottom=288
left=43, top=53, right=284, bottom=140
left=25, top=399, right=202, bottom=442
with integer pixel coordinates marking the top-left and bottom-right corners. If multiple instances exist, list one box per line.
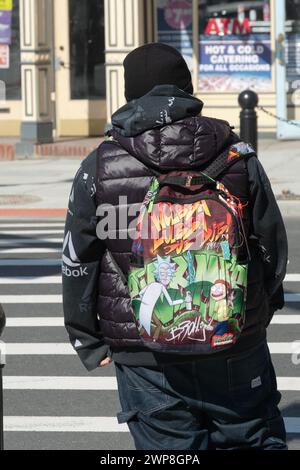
left=111, top=84, right=203, bottom=137
left=110, top=85, right=237, bottom=171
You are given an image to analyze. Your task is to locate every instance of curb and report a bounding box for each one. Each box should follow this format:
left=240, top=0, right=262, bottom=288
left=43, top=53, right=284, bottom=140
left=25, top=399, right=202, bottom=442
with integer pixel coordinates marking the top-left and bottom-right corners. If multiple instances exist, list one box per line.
left=0, top=208, right=67, bottom=218
left=0, top=145, right=15, bottom=161
left=0, top=141, right=103, bottom=161
left=277, top=200, right=300, bottom=218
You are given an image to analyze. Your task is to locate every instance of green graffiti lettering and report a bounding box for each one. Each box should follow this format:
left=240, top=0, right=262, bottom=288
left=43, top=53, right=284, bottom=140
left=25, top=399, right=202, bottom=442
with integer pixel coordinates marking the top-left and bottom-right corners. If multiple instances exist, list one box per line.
left=195, top=252, right=220, bottom=283
left=146, top=262, right=156, bottom=284
left=171, top=254, right=188, bottom=288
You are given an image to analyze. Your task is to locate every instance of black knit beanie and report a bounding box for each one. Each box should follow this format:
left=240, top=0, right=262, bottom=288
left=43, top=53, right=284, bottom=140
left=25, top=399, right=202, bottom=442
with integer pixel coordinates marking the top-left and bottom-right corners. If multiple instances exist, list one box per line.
left=124, top=43, right=193, bottom=102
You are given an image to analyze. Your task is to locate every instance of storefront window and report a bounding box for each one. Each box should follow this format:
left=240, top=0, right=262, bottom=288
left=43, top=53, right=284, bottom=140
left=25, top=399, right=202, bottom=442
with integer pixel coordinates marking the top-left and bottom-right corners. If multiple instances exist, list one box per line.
left=156, top=0, right=193, bottom=74
left=0, top=0, right=21, bottom=100
left=69, top=0, right=105, bottom=100
left=285, top=0, right=300, bottom=92
left=198, top=0, right=272, bottom=93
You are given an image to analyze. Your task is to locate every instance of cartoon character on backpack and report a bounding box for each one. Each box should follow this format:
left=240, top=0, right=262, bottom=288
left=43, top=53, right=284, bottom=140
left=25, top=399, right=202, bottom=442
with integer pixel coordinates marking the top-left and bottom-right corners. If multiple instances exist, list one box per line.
left=209, top=279, right=235, bottom=347
left=138, top=255, right=189, bottom=341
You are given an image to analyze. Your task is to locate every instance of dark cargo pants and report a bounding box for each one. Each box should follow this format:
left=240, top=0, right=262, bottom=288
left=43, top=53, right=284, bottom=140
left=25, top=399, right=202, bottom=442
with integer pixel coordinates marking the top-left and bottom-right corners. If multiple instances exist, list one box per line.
left=115, top=340, right=287, bottom=450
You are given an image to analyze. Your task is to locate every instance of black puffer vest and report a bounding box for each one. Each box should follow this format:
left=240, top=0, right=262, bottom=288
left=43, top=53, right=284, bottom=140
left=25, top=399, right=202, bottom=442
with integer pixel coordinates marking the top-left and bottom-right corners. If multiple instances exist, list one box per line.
left=96, top=116, right=267, bottom=348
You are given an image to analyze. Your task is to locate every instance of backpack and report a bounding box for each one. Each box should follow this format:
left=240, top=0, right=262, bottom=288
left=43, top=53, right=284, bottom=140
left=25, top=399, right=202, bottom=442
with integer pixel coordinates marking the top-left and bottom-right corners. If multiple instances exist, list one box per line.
left=128, top=142, right=256, bottom=354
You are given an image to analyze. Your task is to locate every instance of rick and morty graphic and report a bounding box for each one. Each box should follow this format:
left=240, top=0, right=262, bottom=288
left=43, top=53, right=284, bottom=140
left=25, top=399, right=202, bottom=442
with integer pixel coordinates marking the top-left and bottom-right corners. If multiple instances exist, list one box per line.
left=128, top=193, right=248, bottom=352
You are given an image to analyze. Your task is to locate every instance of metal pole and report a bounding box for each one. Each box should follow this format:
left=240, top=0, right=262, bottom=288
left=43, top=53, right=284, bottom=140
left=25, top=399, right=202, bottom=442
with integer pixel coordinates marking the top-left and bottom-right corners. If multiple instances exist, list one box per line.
left=0, top=365, right=3, bottom=451
left=0, top=304, right=6, bottom=451
left=238, top=90, right=259, bottom=153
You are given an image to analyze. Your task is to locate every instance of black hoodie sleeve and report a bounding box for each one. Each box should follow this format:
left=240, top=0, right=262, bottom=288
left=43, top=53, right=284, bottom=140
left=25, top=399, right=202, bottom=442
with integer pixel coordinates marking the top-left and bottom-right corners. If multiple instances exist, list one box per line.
left=247, top=156, right=288, bottom=312
left=62, top=150, right=110, bottom=371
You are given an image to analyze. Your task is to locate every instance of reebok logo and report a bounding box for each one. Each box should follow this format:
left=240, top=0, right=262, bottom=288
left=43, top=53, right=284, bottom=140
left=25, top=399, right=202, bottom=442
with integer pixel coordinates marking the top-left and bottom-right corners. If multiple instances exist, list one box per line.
left=62, top=231, right=88, bottom=277
left=62, top=265, right=88, bottom=277
left=62, top=231, right=80, bottom=267
left=74, top=339, right=83, bottom=349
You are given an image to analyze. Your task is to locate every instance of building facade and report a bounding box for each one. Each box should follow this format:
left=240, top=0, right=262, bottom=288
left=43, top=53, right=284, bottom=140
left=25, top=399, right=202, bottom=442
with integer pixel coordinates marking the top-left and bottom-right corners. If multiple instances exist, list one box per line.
left=0, top=0, right=300, bottom=142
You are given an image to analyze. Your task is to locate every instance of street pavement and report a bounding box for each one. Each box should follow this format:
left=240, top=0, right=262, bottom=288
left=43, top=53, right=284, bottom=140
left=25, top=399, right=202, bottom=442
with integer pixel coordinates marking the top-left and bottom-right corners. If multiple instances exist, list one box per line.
left=0, top=217, right=299, bottom=450
left=0, top=137, right=300, bottom=212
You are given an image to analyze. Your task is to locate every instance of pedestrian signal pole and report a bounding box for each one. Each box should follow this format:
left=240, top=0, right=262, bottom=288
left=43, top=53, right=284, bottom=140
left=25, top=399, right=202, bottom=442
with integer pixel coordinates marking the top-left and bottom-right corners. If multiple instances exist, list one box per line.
left=0, top=304, right=6, bottom=451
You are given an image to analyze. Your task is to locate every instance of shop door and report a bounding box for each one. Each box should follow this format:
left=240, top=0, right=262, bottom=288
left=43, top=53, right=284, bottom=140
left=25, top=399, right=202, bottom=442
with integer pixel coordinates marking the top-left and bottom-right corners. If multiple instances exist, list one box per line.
left=54, top=0, right=105, bottom=136
left=276, top=0, right=300, bottom=139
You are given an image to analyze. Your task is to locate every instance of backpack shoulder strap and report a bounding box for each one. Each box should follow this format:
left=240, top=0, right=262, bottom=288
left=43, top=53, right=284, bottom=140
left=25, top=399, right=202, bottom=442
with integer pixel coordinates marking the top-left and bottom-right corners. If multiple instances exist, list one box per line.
left=160, top=142, right=257, bottom=188
left=204, top=141, right=257, bottom=180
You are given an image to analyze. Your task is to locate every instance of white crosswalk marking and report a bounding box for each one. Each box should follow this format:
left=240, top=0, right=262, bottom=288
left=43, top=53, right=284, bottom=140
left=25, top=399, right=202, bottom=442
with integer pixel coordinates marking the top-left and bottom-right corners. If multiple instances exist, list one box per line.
left=0, top=276, right=62, bottom=284
left=6, top=317, right=64, bottom=327
left=1, top=218, right=300, bottom=449
left=271, top=315, right=300, bottom=324
left=285, top=274, right=300, bottom=282
left=5, top=314, right=300, bottom=327
left=0, top=223, right=64, bottom=228
left=2, top=416, right=300, bottom=434
left=3, top=376, right=118, bottom=390
left=4, top=417, right=128, bottom=433
left=3, top=342, right=299, bottom=355
left=0, top=230, right=64, bottom=235
left=3, top=376, right=300, bottom=391
left=0, top=273, right=298, bottom=285
left=0, top=239, right=62, bottom=245
left=269, top=342, right=300, bottom=354
left=0, top=248, right=62, bottom=254
left=0, top=294, right=297, bottom=305
left=0, top=295, right=62, bottom=304
left=5, top=343, right=74, bottom=355
left=277, top=377, right=300, bottom=391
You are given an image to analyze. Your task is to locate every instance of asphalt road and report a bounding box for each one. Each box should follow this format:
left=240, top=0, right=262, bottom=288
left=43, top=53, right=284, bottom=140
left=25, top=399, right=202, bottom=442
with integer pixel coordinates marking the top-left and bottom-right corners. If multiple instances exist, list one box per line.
left=0, top=217, right=299, bottom=450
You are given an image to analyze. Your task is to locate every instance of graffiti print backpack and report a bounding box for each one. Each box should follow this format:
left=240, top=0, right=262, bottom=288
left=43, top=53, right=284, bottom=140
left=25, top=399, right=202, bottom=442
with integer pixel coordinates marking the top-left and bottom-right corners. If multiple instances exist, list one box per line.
left=128, top=142, right=256, bottom=354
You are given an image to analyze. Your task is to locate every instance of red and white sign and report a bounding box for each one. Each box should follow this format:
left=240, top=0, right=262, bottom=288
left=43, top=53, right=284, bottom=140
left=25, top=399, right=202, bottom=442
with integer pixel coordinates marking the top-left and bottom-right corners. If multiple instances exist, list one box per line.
left=205, top=18, right=251, bottom=36
left=0, top=43, right=9, bottom=68
left=164, top=0, right=193, bottom=30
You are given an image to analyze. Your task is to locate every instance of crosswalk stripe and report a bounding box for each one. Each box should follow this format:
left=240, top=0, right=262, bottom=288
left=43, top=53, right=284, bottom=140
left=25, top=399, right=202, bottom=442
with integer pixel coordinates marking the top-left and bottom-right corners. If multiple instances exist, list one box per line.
left=277, top=377, right=300, bottom=391
left=0, top=248, right=62, bottom=254
left=271, top=315, right=300, bottom=324
left=0, top=230, right=64, bottom=235
left=0, top=277, right=297, bottom=289
left=2, top=416, right=300, bottom=434
left=0, top=223, right=64, bottom=229
left=285, top=274, right=300, bottom=282
left=0, top=295, right=62, bottom=304
left=0, top=294, right=298, bottom=303
left=3, top=376, right=300, bottom=391
left=0, top=259, right=61, bottom=266
left=269, top=342, right=300, bottom=354
left=0, top=276, right=62, bottom=284
left=4, top=314, right=300, bottom=327
left=5, top=343, right=74, bottom=355
left=3, top=416, right=128, bottom=433
left=3, top=376, right=118, bottom=390
left=3, top=342, right=299, bottom=356
left=6, top=318, right=64, bottom=327
left=0, top=239, right=62, bottom=246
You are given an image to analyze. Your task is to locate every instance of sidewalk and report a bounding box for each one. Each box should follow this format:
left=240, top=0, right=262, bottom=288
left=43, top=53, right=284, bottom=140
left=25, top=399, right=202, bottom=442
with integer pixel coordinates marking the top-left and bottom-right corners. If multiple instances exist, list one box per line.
left=259, top=139, right=300, bottom=217
left=0, top=158, right=79, bottom=217
left=0, top=138, right=299, bottom=217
